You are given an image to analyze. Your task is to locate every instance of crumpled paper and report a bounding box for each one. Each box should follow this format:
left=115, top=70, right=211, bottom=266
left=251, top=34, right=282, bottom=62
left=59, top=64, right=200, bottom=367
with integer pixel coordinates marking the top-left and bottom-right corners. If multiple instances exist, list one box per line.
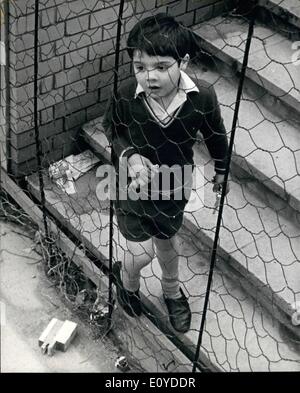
left=49, top=150, right=100, bottom=194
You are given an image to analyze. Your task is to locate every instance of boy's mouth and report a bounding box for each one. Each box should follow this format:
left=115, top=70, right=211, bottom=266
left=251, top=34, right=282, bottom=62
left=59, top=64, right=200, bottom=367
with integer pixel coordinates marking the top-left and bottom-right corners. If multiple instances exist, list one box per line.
left=148, top=86, right=161, bottom=94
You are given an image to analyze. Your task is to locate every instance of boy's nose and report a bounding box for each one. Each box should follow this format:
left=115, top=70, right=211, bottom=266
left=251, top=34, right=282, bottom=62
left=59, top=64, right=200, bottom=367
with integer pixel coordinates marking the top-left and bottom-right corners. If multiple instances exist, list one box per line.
left=146, top=69, right=158, bottom=82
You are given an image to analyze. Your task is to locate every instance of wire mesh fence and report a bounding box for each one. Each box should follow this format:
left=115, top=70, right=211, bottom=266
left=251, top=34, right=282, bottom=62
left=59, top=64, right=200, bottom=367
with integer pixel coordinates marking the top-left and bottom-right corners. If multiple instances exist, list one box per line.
left=1, top=0, right=300, bottom=372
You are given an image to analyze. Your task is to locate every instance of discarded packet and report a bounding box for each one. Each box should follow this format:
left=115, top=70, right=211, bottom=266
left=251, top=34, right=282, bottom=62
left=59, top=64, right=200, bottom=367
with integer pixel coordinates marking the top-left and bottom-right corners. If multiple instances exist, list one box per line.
left=49, top=160, right=76, bottom=194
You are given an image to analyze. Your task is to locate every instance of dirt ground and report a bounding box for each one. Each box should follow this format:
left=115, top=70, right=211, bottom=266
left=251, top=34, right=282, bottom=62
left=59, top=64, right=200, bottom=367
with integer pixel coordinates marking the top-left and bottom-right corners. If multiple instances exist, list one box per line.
left=0, top=217, right=136, bottom=373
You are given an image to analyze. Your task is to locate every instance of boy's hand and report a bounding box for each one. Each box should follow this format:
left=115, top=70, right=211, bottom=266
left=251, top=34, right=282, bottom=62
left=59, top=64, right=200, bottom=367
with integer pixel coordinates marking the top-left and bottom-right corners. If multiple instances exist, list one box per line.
left=127, top=153, right=159, bottom=192
left=212, top=174, right=230, bottom=195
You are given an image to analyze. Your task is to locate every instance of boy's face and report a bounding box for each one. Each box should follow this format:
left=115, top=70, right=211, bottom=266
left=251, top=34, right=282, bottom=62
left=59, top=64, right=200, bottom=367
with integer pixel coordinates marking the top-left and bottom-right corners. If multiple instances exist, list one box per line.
left=133, top=50, right=189, bottom=101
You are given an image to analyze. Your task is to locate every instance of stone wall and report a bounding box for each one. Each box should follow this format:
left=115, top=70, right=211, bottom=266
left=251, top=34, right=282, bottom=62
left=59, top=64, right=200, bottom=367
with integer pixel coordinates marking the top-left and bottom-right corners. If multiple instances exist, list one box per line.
left=4, top=0, right=235, bottom=176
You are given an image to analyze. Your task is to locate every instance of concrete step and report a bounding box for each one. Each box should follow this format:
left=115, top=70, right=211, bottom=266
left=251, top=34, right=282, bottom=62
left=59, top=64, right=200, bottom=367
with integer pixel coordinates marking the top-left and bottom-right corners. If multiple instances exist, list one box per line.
left=257, top=0, right=300, bottom=35
left=192, top=15, right=300, bottom=115
left=185, top=143, right=300, bottom=332
left=80, top=117, right=300, bottom=336
left=26, top=167, right=300, bottom=371
left=188, top=63, right=300, bottom=215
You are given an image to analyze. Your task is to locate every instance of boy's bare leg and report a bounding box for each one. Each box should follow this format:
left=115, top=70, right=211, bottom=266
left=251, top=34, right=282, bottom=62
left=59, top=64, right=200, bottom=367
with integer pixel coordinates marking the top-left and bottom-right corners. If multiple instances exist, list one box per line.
left=154, top=235, right=181, bottom=299
left=122, top=238, right=155, bottom=292
left=154, top=235, right=191, bottom=332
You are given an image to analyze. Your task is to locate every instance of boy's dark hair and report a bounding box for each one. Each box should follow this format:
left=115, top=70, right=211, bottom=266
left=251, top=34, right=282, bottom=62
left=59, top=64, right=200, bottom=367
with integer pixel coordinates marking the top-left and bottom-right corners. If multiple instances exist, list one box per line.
left=127, top=13, right=194, bottom=62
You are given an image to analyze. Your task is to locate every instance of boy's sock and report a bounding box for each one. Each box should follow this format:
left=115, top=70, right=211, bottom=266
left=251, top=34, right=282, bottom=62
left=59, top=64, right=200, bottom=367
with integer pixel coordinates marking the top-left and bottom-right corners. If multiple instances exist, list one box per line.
left=122, top=269, right=140, bottom=293
left=161, top=275, right=182, bottom=299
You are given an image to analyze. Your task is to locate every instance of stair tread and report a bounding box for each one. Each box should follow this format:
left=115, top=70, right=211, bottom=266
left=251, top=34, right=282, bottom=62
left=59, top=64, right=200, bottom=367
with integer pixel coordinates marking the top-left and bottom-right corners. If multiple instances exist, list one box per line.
left=144, top=239, right=300, bottom=371
left=188, top=64, right=300, bottom=212
left=26, top=168, right=300, bottom=371
left=261, top=0, right=300, bottom=27
left=187, top=147, right=300, bottom=314
left=192, top=15, right=300, bottom=112
left=80, top=119, right=300, bottom=316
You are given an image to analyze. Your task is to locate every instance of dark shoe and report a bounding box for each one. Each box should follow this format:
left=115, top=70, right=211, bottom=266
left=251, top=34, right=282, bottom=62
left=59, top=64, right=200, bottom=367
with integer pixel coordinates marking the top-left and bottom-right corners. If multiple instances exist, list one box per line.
left=164, top=288, right=191, bottom=333
left=112, top=261, right=142, bottom=318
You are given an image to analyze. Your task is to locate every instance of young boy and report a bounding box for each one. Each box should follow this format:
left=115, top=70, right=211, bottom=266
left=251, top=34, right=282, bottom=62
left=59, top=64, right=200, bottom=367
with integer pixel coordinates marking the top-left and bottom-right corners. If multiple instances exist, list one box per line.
left=103, top=13, right=229, bottom=333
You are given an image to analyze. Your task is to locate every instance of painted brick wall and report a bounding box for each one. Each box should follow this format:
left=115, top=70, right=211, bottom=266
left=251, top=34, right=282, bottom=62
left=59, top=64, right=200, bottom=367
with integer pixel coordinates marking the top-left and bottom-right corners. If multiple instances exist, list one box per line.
left=5, top=0, right=235, bottom=177
left=1, top=0, right=9, bottom=172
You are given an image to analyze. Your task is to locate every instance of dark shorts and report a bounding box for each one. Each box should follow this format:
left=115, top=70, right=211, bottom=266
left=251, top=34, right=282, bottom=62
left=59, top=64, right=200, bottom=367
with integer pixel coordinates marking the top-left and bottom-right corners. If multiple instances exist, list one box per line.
left=115, top=200, right=186, bottom=242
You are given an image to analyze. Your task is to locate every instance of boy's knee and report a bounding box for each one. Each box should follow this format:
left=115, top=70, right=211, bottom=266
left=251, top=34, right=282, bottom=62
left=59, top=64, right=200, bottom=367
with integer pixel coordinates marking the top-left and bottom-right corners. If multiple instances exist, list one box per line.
left=123, top=250, right=154, bottom=274
left=126, top=240, right=155, bottom=266
left=134, top=251, right=154, bottom=266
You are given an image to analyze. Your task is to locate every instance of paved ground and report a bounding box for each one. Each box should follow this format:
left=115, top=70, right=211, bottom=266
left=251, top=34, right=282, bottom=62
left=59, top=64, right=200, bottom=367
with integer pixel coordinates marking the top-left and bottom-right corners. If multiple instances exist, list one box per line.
left=0, top=220, right=125, bottom=373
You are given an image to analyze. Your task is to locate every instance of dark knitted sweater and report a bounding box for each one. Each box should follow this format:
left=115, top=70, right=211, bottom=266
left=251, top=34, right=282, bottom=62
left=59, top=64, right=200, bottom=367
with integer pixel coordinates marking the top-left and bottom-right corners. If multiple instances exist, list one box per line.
left=103, top=77, right=228, bottom=175
left=102, top=77, right=228, bottom=214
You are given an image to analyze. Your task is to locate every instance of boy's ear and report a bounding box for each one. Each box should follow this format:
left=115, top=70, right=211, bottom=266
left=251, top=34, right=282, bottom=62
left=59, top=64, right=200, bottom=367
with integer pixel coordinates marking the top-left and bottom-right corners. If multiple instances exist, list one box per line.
left=180, top=54, right=190, bottom=71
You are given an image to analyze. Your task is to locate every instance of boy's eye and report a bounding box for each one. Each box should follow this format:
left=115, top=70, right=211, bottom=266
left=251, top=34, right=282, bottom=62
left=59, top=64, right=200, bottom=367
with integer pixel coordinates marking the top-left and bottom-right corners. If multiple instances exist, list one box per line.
left=135, top=65, right=144, bottom=72
left=157, top=65, right=167, bottom=71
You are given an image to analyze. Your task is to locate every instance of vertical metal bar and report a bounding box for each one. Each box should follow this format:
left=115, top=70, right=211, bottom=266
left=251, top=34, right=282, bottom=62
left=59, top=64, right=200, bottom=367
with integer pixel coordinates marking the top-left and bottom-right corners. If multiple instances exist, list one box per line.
left=192, top=11, right=256, bottom=372
left=107, top=0, right=125, bottom=328
left=3, top=0, right=11, bottom=174
left=33, top=0, right=49, bottom=239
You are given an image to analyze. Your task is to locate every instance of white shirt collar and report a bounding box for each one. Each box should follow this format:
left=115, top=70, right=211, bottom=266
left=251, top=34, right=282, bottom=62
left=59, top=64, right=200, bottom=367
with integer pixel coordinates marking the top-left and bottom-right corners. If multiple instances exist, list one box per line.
left=134, top=70, right=199, bottom=99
